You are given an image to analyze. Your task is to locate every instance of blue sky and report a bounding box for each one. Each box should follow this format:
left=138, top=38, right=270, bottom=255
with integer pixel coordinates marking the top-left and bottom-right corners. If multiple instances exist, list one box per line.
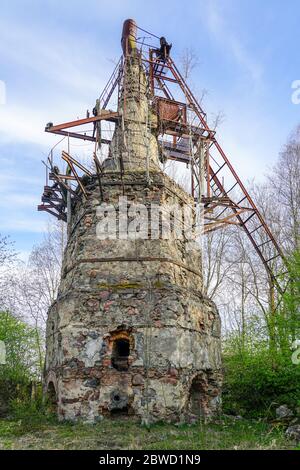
left=0, top=0, right=299, bottom=259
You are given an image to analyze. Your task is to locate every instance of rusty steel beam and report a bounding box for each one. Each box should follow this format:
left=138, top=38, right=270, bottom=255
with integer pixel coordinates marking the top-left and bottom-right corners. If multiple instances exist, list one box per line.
left=45, top=111, right=119, bottom=133
left=45, top=128, right=112, bottom=144
left=49, top=173, right=76, bottom=181
left=62, top=151, right=93, bottom=177
left=61, top=152, right=87, bottom=198
left=154, top=75, right=179, bottom=84
left=205, top=208, right=249, bottom=224
left=46, top=129, right=96, bottom=142
left=37, top=204, right=67, bottom=221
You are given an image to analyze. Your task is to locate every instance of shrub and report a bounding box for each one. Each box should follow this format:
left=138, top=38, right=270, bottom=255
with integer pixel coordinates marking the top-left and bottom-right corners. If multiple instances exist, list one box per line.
left=222, top=346, right=300, bottom=418
left=9, top=386, right=56, bottom=426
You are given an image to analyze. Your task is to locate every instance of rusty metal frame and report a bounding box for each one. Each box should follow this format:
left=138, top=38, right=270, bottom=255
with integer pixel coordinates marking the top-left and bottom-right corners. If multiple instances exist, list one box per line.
left=38, top=27, right=288, bottom=294
left=38, top=149, right=94, bottom=220
left=143, top=48, right=287, bottom=292
left=45, top=111, right=119, bottom=143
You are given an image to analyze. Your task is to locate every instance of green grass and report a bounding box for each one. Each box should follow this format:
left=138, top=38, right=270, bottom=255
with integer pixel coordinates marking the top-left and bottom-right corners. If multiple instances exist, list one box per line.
left=0, top=415, right=296, bottom=450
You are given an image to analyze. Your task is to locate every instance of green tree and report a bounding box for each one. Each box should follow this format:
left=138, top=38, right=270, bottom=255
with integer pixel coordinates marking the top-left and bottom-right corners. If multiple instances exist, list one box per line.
left=280, top=250, right=300, bottom=348
left=0, top=311, right=41, bottom=380
left=0, top=311, right=42, bottom=416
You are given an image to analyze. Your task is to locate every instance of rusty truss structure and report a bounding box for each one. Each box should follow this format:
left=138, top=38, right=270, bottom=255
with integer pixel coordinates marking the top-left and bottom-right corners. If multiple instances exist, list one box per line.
left=38, top=20, right=288, bottom=293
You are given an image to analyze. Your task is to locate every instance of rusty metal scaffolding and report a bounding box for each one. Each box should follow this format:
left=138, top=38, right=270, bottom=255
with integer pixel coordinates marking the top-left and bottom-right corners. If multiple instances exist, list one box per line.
left=38, top=24, right=288, bottom=294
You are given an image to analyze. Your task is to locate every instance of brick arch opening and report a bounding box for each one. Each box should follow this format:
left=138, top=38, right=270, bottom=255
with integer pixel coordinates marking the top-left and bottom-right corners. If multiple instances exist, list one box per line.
left=110, top=330, right=133, bottom=371
left=188, top=371, right=221, bottom=421
left=46, top=381, right=58, bottom=413
left=112, top=338, right=130, bottom=369
left=188, top=373, right=208, bottom=419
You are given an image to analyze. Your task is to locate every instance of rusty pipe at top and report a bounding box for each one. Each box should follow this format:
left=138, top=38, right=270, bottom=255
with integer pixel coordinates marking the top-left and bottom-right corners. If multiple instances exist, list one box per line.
left=121, top=19, right=137, bottom=55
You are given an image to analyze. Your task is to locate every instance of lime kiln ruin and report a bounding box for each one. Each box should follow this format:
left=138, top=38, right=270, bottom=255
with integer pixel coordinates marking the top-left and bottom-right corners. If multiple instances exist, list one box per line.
left=39, top=19, right=285, bottom=422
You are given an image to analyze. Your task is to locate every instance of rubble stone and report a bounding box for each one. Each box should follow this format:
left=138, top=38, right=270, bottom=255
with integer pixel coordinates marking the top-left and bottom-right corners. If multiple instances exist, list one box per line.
left=276, top=405, right=294, bottom=420
left=285, top=424, right=300, bottom=443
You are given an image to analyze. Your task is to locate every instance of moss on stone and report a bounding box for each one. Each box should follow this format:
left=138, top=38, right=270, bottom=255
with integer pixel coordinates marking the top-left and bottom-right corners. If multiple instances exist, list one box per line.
left=97, top=282, right=144, bottom=290
left=153, top=280, right=165, bottom=288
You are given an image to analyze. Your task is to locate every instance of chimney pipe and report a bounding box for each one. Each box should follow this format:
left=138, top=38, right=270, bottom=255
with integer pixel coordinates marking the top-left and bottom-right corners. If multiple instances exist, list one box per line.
left=121, top=19, right=137, bottom=55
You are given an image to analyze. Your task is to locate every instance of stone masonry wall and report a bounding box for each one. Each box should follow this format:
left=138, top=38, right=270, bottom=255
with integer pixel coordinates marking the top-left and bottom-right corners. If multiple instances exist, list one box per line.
left=44, top=171, right=222, bottom=423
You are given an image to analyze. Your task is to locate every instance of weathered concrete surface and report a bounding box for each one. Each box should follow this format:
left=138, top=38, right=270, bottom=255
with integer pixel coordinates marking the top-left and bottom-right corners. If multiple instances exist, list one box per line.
left=44, top=172, right=222, bottom=423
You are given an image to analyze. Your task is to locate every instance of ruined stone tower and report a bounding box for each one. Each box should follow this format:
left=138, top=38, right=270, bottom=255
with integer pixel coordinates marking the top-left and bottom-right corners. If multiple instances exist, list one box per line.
left=44, top=20, right=222, bottom=423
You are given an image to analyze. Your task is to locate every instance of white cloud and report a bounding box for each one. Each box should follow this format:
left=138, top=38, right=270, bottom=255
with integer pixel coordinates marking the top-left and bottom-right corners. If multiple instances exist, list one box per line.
left=0, top=104, right=52, bottom=147
left=0, top=15, right=119, bottom=147
left=0, top=100, right=101, bottom=149
left=0, top=172, right=41, bottom=190
left=204, top=0, right=263, bottom=84
left=0, top=215, right=46, bottom=233
left=0, top=19, right=113, bottom=96
left=0, top=193, right=38, bottom=208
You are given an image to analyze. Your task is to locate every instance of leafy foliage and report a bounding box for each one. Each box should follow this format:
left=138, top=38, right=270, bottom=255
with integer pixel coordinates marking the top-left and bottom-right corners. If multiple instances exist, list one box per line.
left=222, top=249, right=300, bottom=418
left=223, top=346, right=300, bottom=417
left=0, top=311, right=42, bottom=416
